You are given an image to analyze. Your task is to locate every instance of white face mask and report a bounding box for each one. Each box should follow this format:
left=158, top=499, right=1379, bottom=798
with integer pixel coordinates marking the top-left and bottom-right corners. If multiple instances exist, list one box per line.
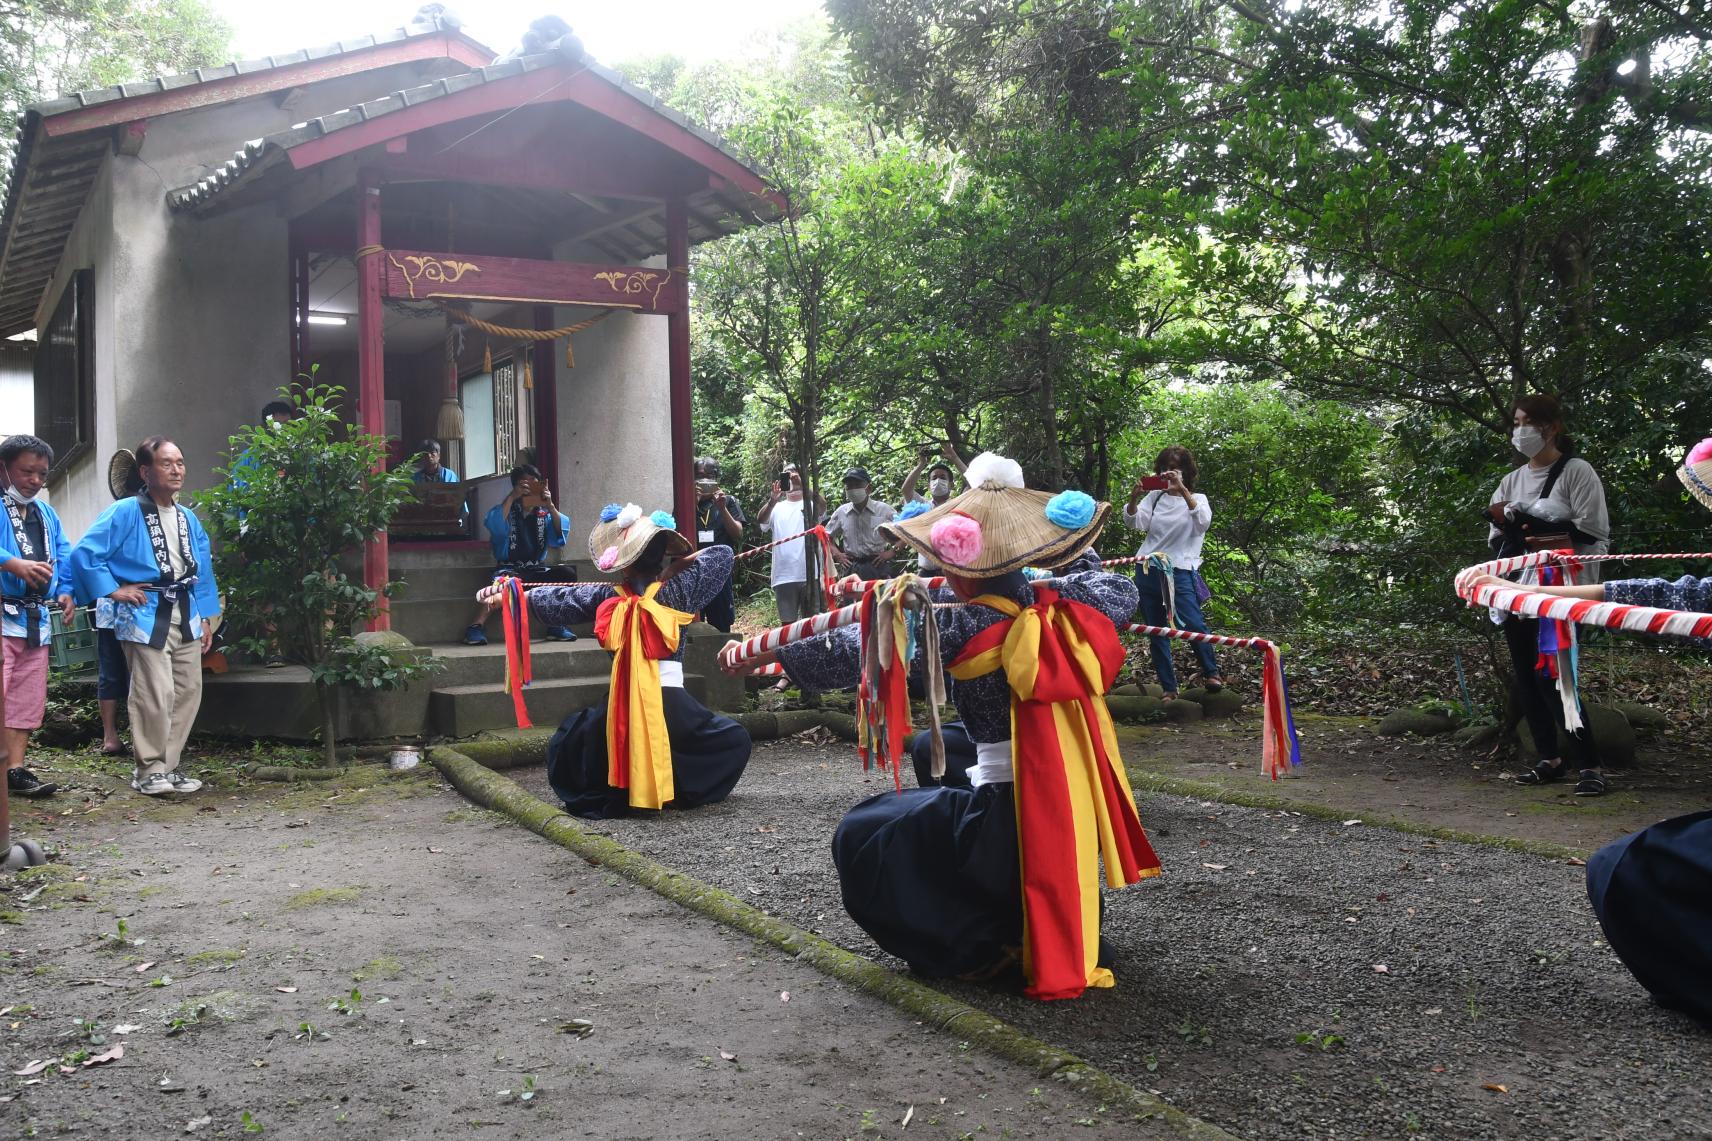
left=929, top=478, right=951, bottom=498
left=1512, top=426, right=1548, bottom=458
left=4, top=483, right=37, bottom=506
left=847, top=488, right=868, bottom=506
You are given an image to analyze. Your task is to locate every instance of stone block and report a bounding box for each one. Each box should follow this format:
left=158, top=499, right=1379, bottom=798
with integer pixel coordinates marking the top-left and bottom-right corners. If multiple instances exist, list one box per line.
left=1161, top=698, right=1204, bottom=723
left=1197, top=689, right=1244, bottom=719
left=1377, top=708, right=1459, bottom=737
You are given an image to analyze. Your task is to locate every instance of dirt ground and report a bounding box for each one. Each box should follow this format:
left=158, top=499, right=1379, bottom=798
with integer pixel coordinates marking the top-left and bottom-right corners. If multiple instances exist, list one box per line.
left=0, top=764, right=1170, bottom=1141
left=1116, top=712, right=1711, bottom=854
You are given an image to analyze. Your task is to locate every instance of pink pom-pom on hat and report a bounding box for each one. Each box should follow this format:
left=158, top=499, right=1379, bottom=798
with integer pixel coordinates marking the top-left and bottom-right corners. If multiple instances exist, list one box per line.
left=930, top=512, right=983, bottom=565
left=1688, top=437, right=1712, bottom=466
left=596, top=545, right=620, bottom=571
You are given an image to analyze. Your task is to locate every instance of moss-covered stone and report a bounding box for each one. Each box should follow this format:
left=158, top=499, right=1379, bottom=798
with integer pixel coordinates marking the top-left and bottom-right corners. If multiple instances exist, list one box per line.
left=1111, top=683, right=1142, bottom=697
left=1197, top=690, right=1244, bottom=719
left=1106, top=695, right=1165, bottom=723
left=730, top=711, right=779, bottom=740
left=1515, top=703, right=1636, bottom=768
left=1448, top=723, right=1504, bottom=751
left=1612, top=702, right=1669, bottom=735
left=1377, top=708, right=1459, bottom=737
left=1161, top=699, right=1204, bottom=723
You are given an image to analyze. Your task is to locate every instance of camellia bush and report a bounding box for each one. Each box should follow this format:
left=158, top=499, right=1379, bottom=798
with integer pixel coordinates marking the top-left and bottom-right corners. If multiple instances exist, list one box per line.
left=199, top=377, right=439, bottom=763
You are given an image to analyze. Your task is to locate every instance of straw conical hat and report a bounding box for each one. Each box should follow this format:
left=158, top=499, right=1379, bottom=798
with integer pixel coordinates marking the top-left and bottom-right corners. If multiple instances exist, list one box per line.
left=881, top=452, right=1111, bottom=577
left=588, top=503, right=693, bottom=573
left=1678, top=438, right=1712, bottom=511
left=107, top=449, right=140, bottom=500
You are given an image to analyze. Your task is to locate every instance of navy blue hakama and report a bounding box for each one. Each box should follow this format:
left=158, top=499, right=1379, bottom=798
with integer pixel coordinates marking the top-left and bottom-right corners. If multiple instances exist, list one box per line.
left=1586, top=809, right=1712, bottom=1028
left=546, top=686, right=751, bottom=820
left=831, top=782, right=1021, bottom=977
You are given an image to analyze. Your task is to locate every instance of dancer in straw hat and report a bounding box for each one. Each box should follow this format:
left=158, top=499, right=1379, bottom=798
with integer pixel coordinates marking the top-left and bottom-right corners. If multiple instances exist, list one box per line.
left=735, top=452, right=1159, bottom=1001
left=1469, top=436, right=1712, bottom=1026
left=477, top=504, right=750, bottom=818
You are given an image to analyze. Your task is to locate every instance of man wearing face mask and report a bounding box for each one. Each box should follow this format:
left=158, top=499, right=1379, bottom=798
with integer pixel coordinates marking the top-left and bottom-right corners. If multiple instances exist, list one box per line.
left=900, top=444, right=967, bottom=572
left=827, top=467, right=897, bottom=583
left=0, top=435, right=74, bottom=798
left=1484, top=394, right=1611, bottom=797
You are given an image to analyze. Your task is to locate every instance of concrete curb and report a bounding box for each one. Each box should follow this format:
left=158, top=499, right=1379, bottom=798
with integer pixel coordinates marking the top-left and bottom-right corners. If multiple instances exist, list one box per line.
left=429, top=747, right=1238, bottom=1140
left=442, top=708, right=861, bottom=771
left=1124, top=769, right=1592, bottom=862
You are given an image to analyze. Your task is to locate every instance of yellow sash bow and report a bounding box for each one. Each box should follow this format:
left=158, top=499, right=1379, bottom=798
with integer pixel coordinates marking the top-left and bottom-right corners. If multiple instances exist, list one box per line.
left=596, top=581, right=695, bottom=809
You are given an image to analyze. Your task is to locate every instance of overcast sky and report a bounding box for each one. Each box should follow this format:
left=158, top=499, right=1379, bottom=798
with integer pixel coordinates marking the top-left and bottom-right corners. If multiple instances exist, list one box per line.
left=206, top=0, right=828, bottom=68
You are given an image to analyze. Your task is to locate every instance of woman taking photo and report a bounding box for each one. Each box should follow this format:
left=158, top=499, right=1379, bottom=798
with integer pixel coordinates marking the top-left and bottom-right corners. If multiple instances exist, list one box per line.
left=1123, top=445, right=1223, bottom=698
left=70, top=438, right=220, bottom=796
left=1484, top=395, right=1611, bottom=796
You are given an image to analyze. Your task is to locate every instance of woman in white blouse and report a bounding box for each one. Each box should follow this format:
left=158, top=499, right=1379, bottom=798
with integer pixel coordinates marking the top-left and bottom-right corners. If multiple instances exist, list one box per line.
left=1123, top=446, right=1223, bottom=698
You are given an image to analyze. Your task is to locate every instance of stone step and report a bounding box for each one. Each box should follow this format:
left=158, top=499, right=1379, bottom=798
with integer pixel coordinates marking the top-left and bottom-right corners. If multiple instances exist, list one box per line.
left=425, top=640, right=611, bottom=687
left=427, top=673, right=714, bottom=738
left=386, top=596, right=596, bottom=646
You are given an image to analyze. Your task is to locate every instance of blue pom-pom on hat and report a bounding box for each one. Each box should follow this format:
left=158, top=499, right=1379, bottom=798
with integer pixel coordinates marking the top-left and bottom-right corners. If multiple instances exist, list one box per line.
left=649, top=510, right=676, bottom=530
left=897, top=499, right=932, bottom=521
left=1044, top=490, right=1096, bottom=529
left=599, top=503, right=623, bottom=523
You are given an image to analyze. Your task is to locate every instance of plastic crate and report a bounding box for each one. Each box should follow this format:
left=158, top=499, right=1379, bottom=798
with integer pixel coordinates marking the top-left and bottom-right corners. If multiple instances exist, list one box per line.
left=49, top=607, right=98, bottom=673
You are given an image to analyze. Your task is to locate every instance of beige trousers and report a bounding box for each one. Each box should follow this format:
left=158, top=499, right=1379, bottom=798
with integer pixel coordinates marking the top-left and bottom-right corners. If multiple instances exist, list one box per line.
left=122, top=623, right=202, bottom=779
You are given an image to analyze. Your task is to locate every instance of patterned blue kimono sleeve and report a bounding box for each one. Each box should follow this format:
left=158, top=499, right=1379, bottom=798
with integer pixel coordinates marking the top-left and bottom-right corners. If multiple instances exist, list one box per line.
left=1605, top=576, right=1712, bottom=616
left=661, top=546, right=735, bottom=613
left=1054, top=571, right=1141, bottom=627
left=777, top=626, right=863, bottom=692
left=529, top=584, right=615, bottom=626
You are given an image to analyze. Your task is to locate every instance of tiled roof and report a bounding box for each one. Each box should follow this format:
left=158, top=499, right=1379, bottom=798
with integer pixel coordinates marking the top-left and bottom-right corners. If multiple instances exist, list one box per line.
left=0, top=17, right=487, bottom=337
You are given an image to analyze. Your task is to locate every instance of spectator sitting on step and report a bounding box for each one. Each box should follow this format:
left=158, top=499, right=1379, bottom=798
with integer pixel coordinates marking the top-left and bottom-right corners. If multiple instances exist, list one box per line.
left=412, top=439, right=459, bottom=484
left=464, top=464, right=576, bottom=645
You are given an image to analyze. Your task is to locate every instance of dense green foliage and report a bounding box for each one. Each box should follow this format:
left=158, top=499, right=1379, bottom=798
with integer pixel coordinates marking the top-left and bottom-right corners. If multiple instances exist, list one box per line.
left=622, top=4, right=1712, bottom=649
left=198, top=382, right=438, bottom=762
left=0, top=0, right=230, bottom=167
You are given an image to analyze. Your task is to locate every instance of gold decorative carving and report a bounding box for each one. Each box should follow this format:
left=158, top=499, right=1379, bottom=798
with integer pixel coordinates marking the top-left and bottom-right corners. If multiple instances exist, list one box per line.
left=593, top=269, right=670, bottom=310
left=388, top=253, right=483, bottom=300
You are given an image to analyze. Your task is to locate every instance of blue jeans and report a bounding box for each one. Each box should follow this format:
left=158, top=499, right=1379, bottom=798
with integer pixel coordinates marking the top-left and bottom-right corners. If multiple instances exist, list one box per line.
left=1134, top=566, right=1219, bottom=694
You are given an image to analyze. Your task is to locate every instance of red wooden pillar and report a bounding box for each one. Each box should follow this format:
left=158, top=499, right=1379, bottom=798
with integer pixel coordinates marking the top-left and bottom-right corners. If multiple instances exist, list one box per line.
left=357, top=171, right=391, bottom=630
left=666, top=201, right=695, bottom=542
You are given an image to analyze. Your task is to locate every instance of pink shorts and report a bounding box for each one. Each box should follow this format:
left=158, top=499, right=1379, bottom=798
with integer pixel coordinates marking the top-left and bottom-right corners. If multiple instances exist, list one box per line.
left=3, top=636, right=50, bottom=730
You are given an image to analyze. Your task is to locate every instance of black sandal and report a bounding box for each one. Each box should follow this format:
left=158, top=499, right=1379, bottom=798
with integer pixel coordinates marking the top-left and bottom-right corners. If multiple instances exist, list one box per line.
left=1516, top=759, right=1568, bottom=785
left=1574, top=770, right=1607, bottom=797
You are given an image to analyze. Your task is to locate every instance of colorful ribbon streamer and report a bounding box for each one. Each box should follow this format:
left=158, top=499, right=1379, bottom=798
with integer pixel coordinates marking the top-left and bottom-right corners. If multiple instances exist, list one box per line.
left=498, top=575, right=532, bottom=729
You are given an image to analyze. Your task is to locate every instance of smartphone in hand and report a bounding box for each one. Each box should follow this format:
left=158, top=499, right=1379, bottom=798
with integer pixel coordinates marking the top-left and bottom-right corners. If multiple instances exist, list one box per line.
left=1140, top=475, right=1170, bottom=492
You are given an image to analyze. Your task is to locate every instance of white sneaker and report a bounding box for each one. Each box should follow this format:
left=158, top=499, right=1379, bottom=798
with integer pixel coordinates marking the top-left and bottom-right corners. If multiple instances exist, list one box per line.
left=131, top=773, right=173, bottom=796
left=164, top=770, right=203, bottom=793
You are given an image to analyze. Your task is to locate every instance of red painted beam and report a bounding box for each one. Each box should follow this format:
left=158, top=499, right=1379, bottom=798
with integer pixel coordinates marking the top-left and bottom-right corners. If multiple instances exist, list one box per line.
left=356, top=171, right=390, bottom=631
left=380, top=248, right=683, bottom=313
left=373, top=152, right=686, bottom=205
left=666, top=201, right=695, bottom=545
left=41, top=34, right=491, bottom=138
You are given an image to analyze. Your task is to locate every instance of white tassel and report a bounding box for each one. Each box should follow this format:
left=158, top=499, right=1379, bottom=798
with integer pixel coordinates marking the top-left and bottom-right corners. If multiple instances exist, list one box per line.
left=965, top=451, right=1025, bottom=490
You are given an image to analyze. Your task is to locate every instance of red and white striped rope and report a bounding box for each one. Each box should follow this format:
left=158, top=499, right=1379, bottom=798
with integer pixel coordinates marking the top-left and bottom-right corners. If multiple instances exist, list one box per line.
left=733, top=524, right=828, bottom=561
left=719, top=599, right=865, bottom=671
left=1123, top=622, right=1276, bottom=652
left=1453, top=550, right=1712, bottom=641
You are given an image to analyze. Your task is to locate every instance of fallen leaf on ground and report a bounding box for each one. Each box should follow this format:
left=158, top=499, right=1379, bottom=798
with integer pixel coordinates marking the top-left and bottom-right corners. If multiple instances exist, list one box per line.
left=1343, top=819, right=1363, bottom=826
left=113, top=1024, right=142, bottom=1034
left=719, top=1050, right=736, bottom=1062
left=185, top=1115, right=212, bottom=1132
left=779, top=991, right=790, bottom=1003
left=902, top=1105, right=915, bottom=1128
left=427, top=846, right=444, bottom=854
left=1481, top=1083, right=1508, bottom=1094
left=558, top=1019, right=594, bottom=1038
left=1424, top=1007, right=1443, bottom=1015
left=11, top=1060, right=50, bottom=1077
left=83, top=1043, right=124, bottom=1067
left=1372, top=964, right=1390, bottom=974
left=1202, top=863, right=1228, bottom=871
left=275, top=986, right=297, bottom=993
left=134, top=961, right=156, bottom=973
left=1567, top=857, right=1587, bottom=867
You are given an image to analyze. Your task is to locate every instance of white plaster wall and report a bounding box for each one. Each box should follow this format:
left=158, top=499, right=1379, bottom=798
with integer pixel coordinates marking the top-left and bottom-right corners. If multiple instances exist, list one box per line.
left=549, top=306, right=673, bottom=551
left=30, top=58, right=475, bottom=534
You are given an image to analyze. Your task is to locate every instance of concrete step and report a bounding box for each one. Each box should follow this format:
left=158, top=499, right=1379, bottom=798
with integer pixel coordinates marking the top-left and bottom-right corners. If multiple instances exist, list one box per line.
left=428, top=673, right=713, bottom=738
left=423, top=640, right=611, bottom=687
left=387, top=596, right=597, bottom=646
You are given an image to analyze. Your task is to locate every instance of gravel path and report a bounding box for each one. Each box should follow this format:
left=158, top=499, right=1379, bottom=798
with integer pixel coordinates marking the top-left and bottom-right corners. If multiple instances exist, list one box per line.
left=511, top=738, right=1712, bottom=1140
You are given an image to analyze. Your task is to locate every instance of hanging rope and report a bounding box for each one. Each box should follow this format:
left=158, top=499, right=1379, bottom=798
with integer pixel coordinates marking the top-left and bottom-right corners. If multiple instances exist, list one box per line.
left=435, top=303, right=617, bottom=368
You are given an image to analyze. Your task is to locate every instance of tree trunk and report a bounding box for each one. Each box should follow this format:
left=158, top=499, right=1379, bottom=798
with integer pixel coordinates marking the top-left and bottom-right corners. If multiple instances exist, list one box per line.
left=313, top=680, right=340, bottom=768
